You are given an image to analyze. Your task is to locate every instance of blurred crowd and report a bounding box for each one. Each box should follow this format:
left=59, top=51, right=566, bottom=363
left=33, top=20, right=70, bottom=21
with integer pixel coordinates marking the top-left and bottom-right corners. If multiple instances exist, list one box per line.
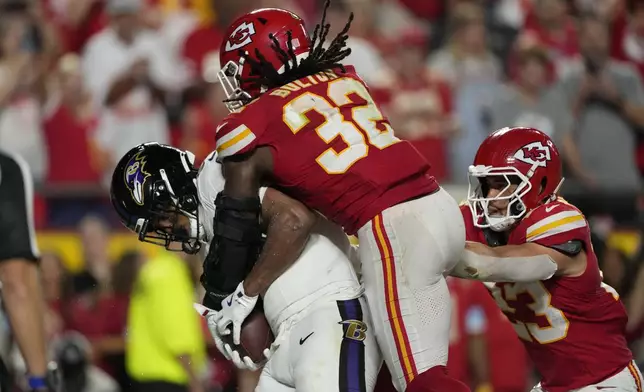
left=4, top=0, right=644, bottom=390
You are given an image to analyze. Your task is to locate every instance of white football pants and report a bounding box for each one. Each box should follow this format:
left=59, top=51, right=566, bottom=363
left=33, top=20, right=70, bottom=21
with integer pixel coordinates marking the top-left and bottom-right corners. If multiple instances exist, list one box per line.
left=357, top=188, right=465, bottom=391
left=255, top=297, right=381, bottom=392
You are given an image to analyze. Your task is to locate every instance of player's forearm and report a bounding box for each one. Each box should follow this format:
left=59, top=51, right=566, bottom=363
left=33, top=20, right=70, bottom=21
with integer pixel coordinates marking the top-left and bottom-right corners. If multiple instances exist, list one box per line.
left=244, top=211, right=315, bottom=297
left=1, top=261, right=48, bottom=376
left=451, top=243, right=557, bottom=282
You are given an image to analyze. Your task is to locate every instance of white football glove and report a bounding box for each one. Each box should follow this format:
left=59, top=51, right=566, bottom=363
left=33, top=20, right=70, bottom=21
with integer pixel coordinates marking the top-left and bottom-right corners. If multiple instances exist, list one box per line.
left=223, top=343, right=262, bottom=371
left=195, top=303, right=262, bottom=371
left=216, top=282, right=259, bottom=345
left=193, top=303, right=230, bottom=360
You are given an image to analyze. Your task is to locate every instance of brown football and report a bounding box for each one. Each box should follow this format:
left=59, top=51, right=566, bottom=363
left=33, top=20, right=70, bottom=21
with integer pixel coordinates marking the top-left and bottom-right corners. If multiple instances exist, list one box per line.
left=221, top=311, right=274, bottom=363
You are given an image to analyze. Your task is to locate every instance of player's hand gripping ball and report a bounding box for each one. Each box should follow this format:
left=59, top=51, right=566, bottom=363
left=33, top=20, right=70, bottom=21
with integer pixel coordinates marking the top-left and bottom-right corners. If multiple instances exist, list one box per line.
left=216, top=282, right=259, bottom=344
left=194, top=304, right=274, bottom=370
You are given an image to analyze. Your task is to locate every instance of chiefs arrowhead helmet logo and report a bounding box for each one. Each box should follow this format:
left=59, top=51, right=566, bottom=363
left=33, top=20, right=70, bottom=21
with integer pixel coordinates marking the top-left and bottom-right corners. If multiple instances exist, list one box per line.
left=225, top=22, right=256, bottom=52
left=514, top=141, right=551, bottom=168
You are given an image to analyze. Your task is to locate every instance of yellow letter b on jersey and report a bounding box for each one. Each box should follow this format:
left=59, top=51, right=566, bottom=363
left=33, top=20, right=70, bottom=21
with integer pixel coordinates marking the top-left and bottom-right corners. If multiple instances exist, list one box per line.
left=340, top=320, right=368, bottom=342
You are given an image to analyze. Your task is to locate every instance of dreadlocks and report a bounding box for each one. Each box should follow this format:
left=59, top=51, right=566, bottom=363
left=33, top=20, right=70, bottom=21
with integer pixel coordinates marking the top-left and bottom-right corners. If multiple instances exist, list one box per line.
left=237, top=0, right=354, bottom=94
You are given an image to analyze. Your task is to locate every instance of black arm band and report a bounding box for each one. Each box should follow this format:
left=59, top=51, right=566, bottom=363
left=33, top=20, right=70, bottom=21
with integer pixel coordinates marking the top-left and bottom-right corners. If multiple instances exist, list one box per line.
left=201, top=289, right=230, bottom=311
left=200, top=192, right=263, bottom=303
left=549, top=240, right=583, bottom=257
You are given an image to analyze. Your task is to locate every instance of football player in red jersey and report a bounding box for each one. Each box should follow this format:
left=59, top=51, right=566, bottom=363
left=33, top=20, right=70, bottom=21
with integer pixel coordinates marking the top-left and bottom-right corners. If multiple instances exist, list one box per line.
left=201, top=2, right=467, bottom=392
left=453, top=126, right=642, bottom=392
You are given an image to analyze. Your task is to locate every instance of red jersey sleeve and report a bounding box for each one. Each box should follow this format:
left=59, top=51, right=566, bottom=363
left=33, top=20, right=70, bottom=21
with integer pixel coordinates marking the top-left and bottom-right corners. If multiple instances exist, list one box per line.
left=510, top=199, right=589, bottom=248
left=214, top=104, right=268, bottom=161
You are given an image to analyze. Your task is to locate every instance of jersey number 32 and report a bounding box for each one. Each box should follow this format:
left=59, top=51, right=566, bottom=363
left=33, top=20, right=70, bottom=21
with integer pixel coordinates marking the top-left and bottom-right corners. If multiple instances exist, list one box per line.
left=283, top=78, right=400, bottom=174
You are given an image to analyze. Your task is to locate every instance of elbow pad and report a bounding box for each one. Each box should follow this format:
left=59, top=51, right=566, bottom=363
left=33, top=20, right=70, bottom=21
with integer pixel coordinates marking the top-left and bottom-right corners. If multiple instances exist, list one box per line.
left=200, top=192, right=263, bottom=306
left=451, top=249, right=557, bottom=282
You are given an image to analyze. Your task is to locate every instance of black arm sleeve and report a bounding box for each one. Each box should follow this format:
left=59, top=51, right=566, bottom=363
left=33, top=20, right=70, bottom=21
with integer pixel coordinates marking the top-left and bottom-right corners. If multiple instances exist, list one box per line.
left=548, top=240, right=584, bottom=257
left=200, top=191, right=263, bottom=310
left=0, top=151, right=39, bottom=263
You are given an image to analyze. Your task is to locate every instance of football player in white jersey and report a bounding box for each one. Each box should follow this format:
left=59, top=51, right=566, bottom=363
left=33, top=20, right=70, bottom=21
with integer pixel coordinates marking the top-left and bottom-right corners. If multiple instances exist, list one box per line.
left=109, top=143, right=381, bottom=392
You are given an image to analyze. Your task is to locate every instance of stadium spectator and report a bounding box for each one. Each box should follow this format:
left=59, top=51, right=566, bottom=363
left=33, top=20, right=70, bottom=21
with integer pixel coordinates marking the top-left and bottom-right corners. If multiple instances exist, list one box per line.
left=428, top=1, right=502, bottom=88
left=138, top=0, right=194, bottom=93
left=612, top=0, right=644, bottom=79
left=82, top=0, right=172, bottom=185
left=487, top=45, right=574, bottom=143
left=181, top=22, right=222, bottom=87
left=63, top=216, right=130, bottom=380
left=91, top=251, right=137, bottom=392
left=51, top=0, right=108, bottom=53
left=381, top=28, right=457, bottom=180
left=611, top=0, right=644, bottom=177
left=397, top=0, right=444, bottom=23
left=429, top=1, right=502, bottom=183
left=0, top=8, right=48, bottom=182
left=494, top=0, right=531, bottom=31
left=372, top=0, right=428, bottom=42
left=51, top=332, right=119, bottom=392
left=177, top=45, right=222, bottom=165
left=521, top=0, right=578, bottom=76
left=556, top=14, right=644, bottom=193
left=39, top=253, right=65, bottom=342
left=40, top=252, right=65, bottom=306
left=324, top=0, right=394, bottom=88
left=126, top=252, right=207, bottom=392
left=181, top=0, right=249, bottom=85
left=43, top=54, right=101, bottom=186
left=70, top=215, right=113, bottom=296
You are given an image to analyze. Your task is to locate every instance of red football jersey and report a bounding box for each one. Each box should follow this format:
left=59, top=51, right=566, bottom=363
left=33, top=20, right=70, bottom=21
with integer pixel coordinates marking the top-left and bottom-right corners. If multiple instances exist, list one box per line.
left=214, top=66, right=438, bottom=234
left=460, top=200, right=632, bottom=392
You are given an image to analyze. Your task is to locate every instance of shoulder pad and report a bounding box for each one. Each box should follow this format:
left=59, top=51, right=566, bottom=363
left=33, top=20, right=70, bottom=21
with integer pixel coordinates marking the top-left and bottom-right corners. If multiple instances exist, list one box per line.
left=214, top=104, right=270, bottom=161
left=215, top=119, right=257, bottom=161
left=514, top=200, right=588, bottom=245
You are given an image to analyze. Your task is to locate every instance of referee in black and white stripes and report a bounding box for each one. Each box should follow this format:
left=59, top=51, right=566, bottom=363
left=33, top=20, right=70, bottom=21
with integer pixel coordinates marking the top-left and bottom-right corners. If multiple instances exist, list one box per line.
left=0, top=150, right=58, bottom=392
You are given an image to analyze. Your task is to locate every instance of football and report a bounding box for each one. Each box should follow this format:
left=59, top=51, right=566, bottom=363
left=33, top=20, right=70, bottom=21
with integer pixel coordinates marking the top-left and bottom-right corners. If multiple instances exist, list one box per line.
left=221, top=311, right=274, bottom=363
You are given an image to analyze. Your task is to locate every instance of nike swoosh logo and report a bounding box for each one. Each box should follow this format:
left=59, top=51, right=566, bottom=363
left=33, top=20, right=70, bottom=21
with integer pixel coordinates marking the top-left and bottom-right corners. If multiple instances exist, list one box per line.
left=216, top=121, right=228, bottom=134
left=299, top=332, right=314, bottom=345
left=545, top=205, right=558, bottom=213
left=226, top=296, right=233, bottom=306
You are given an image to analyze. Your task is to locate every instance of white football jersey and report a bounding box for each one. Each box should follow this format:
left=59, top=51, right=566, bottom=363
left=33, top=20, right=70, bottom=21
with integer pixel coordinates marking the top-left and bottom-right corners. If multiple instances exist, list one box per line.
left=196, top=153, right=363, bottom=331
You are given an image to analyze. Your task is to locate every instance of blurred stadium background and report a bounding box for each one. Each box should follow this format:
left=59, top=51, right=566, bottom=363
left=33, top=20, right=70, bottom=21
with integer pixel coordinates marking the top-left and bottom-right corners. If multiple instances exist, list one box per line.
left=1, top=0, right=644, bottom=391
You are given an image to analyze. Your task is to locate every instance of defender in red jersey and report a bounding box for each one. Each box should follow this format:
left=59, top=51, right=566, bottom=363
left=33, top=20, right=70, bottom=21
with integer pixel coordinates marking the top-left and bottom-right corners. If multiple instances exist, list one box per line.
left=453, top=127, right=641, bottom=392
left=207, top=3, right=467, bottom=392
